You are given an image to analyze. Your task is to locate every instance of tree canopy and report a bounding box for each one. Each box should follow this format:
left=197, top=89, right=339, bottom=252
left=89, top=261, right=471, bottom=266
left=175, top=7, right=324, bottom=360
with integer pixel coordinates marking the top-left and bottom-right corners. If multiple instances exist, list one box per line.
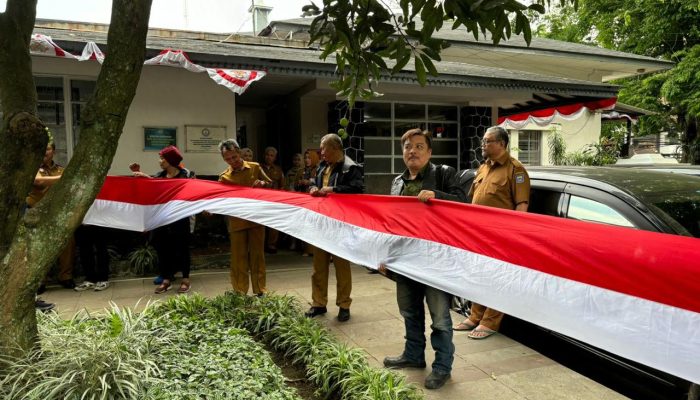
left=534, top=0, right=700, bottom=163
left=303, top=0, right=569, bottom=107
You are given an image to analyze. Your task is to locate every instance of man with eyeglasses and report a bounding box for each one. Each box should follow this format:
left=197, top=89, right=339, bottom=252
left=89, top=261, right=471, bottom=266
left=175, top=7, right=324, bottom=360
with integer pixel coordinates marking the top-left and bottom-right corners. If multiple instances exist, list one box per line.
left=454, top=126, right=530, bottom=339
left=380, top=128, right=467, bottom=390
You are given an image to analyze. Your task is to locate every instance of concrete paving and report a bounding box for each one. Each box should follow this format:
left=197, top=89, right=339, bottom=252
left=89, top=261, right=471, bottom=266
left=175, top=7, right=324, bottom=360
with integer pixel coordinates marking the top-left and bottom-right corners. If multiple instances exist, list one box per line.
left=40, top=250, right=628, bottom=400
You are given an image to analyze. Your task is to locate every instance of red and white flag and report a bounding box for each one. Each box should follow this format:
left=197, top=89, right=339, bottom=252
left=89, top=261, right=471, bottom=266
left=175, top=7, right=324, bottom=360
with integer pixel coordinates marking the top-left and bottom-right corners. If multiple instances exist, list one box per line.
left=84, top=176, right=700, bottom=385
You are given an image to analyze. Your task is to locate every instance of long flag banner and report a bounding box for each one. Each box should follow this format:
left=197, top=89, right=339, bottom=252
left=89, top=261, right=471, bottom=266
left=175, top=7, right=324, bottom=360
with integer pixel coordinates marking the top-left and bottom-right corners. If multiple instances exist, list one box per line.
left=84, top=176, right=700, bottom=384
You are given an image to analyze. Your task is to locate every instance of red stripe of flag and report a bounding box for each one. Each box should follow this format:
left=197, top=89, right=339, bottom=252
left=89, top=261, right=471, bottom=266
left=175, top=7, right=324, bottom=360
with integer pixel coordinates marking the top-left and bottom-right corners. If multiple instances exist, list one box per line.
left=95, top=176, right=700, bottom=314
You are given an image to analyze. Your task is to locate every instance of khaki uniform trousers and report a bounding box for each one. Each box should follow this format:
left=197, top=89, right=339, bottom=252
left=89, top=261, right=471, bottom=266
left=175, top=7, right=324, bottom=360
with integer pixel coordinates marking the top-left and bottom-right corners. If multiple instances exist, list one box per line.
left=265, top=227, right=279, bottom=250
left=229, top=225, right=266, bottom=295
left=311, top=247, right=352, bottom=309
left=468, top=303, right=504, bottom=331
left=57, top=238, right=75, bottom=281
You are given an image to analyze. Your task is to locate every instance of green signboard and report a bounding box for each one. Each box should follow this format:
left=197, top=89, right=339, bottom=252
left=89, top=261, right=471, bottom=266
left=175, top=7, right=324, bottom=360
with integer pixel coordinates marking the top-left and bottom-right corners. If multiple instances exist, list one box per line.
left=144, top=127, right=176, bottom=150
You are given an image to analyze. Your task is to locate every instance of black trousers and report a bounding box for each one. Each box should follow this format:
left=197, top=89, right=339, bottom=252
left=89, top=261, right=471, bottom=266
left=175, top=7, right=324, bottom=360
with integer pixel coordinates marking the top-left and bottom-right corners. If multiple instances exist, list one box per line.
left=76, top=225, right=110, bottom=282
left=151, top=218, right=191, bottom=280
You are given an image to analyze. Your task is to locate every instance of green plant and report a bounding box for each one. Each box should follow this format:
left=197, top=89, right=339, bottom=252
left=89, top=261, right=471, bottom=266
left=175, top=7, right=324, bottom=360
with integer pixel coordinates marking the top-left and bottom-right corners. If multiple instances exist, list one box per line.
left=548, top=129, right=567, bottom=165
left=0, top=303, right=169, bottom=400
left=127, top=244, right=158, bottom=275
left=549, top=130, right=620, bottom=166
left=146, top=294, right=301, bottom=400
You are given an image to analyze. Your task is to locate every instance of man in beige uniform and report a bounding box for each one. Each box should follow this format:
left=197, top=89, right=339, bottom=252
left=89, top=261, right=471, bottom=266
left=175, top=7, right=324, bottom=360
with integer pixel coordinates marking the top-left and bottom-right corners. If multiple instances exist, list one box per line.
left=27, top=142, right=75, bottom=289
left=218, top=139, right=272, bottom=296
left=455, top=126, right=530, bottom=340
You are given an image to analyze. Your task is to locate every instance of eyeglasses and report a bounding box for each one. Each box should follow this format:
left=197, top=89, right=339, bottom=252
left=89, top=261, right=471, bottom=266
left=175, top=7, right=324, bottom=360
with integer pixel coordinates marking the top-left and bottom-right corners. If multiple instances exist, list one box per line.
left=481, top=139, right=500, bottom=145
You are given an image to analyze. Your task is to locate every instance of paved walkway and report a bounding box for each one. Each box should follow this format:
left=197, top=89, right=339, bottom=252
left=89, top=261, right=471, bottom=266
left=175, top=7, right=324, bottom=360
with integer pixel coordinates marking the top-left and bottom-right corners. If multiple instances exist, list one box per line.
left=41, top=251, right=627, bottom=400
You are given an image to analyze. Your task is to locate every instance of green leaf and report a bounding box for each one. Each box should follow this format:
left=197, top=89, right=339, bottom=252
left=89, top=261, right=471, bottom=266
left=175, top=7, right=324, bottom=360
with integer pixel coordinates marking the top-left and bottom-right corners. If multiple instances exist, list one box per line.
left=414, top=55, right=427, bottom=85
left=419, top=53, right=439, bottom=76
left=391, top=52, right=411, bottom=74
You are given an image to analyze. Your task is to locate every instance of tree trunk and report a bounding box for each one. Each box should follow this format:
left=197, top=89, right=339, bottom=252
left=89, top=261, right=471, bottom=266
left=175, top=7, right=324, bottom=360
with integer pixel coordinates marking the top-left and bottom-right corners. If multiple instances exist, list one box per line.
left=0, top=0, right=153, bottom=359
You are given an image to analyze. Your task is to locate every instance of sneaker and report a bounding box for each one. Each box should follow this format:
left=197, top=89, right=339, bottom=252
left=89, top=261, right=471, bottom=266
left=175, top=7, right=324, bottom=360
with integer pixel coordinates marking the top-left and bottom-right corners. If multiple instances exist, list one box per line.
left=153, top=275, right=164, bottom=285
left=94, top=281, right=110, bottom=291
left=74, top=281, right=95, bottom=291
left=35, top=299, right=55, bottom=312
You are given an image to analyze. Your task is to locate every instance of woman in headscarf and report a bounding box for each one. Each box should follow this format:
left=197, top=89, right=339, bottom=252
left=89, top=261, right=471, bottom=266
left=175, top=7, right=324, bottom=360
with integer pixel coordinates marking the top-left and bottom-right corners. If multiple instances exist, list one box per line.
left=130, top=145, right=195, bottom=294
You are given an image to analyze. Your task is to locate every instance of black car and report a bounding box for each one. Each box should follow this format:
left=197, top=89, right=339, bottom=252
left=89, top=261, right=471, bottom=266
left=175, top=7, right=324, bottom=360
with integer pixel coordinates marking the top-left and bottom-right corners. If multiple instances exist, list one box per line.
left=611, top=163, right=700, bottom=178
left=454, top=166, right=700, bottom=400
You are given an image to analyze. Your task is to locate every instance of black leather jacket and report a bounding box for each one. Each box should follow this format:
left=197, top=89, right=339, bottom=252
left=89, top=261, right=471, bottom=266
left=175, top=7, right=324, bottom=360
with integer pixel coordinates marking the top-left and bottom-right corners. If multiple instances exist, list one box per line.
left=311, top=155, right=364, bottom=194
left=390, top=162, right=467, bottom=202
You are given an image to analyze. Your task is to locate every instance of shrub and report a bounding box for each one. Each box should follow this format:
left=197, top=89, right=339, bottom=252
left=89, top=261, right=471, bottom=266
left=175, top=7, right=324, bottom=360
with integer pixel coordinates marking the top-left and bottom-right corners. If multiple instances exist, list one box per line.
left=1, top=293, right=423, bottom=400
left=0, top=303, right=168, bottom=400
left=127, top=244, right=158, bottom=275
left=208, top=292, right=424, bottom=400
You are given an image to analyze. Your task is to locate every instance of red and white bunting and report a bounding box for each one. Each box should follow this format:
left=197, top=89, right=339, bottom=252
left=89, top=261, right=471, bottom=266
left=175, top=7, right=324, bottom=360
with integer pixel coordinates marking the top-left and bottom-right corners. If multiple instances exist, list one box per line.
left=498, top=97, right=618, bottom=128
left=206, top=68, right=266, bottom=94
left=77, top=41, right=105, bottom=63
left=30, top=34, right=76, bottom=59
left=144, top=49, right=206, bottom=73
left=83, top=176, right=700, bottom=385
left=29, top=36, right=265, bottom=95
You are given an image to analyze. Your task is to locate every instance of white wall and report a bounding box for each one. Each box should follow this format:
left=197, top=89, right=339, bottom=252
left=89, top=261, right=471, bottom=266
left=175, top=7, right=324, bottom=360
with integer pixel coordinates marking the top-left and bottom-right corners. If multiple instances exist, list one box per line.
left=115, top=66, right=236, bottom=176
left=32, top=55, right=237, bottom=176
left=300, top=96, right=330, bottom=150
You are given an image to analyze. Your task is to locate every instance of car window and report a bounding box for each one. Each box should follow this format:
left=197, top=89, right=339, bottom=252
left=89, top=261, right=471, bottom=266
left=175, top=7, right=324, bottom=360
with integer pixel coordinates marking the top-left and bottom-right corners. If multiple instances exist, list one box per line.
left=567, top=195, right=635, bottom=227
left=529, top=188, right=562, bottom=217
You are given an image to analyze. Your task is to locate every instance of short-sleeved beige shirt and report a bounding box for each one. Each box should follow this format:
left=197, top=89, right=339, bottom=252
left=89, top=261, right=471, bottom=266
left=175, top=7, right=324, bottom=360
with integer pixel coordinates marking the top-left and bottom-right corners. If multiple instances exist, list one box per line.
left=26, top=162, right=64, bottom=207
left=219, top=161, right=271, bottom=231
left=469, top=152, right=530, bottom=210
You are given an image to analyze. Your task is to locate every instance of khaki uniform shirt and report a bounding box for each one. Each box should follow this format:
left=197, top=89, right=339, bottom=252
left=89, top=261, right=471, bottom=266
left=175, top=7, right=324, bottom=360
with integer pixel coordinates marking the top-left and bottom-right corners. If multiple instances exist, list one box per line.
left=469, top=152, right=530, bottom=210
left=26, top=161, right=64, bottom=207
left=262, top=163, right=285, bottom=190
left=219, top=161, right=272, bottom=231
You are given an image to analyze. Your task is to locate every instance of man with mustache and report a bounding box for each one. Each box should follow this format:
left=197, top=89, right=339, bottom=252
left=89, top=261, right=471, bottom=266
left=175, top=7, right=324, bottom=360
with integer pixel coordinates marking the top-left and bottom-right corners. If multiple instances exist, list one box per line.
left=380, top=128, right=467, bottom=390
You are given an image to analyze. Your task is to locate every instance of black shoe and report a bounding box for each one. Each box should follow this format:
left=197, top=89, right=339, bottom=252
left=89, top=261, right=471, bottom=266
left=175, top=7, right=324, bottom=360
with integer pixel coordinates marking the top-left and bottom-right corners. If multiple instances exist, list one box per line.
left=383, top=355, right=426, bottom=369
left=58, top=279, right=76, bottom=289
left=304, top=306, right=327, bottom=318
left=36, top=284, right=46, bottom=295
left=35, top=299, right=55, bottom=312
left=424, top=371, right=451, bottom=390
left=337, top=307, right=350, bottom=322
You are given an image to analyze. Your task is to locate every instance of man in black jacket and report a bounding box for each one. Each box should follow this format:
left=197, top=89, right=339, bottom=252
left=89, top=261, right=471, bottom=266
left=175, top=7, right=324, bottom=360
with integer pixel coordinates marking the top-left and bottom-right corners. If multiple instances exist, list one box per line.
left=305, top=133, right=364, bottom=322
left=380, top=128, right=467, bottom=390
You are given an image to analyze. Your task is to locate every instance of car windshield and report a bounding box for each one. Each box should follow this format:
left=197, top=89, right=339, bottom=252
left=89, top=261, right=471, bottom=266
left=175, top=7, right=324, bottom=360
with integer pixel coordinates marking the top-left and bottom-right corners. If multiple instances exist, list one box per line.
left=639, top=190, right=700, bottom=238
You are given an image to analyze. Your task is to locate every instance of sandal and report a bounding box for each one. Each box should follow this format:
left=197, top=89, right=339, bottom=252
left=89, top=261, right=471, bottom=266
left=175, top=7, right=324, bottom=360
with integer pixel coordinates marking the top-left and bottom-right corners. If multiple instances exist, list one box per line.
left=177, top=279, right=191, bottom=294
left=154, top=281, right=171, bottom=294
left=468, top=327, right=497, bottom=340
left=454, top=320, right=477, bottom=331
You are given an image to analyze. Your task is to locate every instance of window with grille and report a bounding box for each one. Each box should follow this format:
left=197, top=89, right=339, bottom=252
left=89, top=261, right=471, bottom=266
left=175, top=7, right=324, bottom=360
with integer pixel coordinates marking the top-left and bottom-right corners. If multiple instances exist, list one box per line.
left=517, top=130, right=542, bottom=166
left=362, top=102, right=460, bottom=174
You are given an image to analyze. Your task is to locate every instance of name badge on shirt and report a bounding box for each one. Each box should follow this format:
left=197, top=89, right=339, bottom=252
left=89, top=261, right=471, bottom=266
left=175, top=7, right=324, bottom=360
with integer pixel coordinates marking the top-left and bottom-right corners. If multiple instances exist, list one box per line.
left=515, top=173, right=525, bottom=184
